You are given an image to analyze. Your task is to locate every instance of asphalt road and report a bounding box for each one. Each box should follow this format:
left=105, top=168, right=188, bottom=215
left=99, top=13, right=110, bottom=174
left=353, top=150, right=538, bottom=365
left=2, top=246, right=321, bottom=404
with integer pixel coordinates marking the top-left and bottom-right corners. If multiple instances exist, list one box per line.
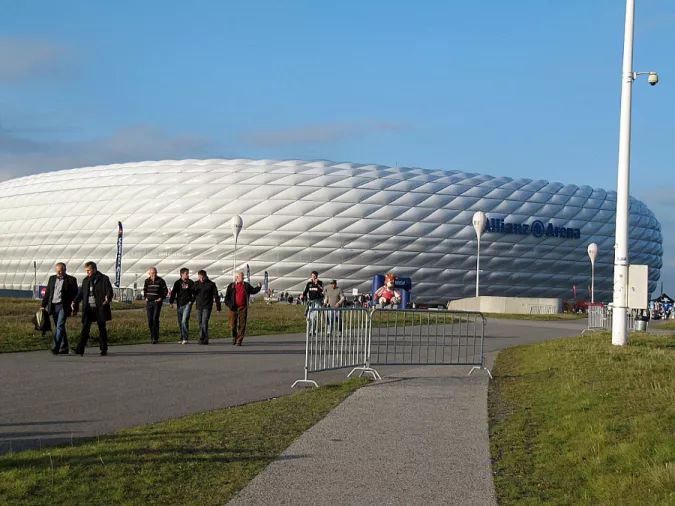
left=0, top=318, right=587, bottom=454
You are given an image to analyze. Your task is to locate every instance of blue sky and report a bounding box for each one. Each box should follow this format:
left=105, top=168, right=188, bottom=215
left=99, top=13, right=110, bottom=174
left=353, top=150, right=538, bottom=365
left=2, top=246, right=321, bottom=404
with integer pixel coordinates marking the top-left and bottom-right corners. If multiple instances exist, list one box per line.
left=1, top=0, right=673, bottom=290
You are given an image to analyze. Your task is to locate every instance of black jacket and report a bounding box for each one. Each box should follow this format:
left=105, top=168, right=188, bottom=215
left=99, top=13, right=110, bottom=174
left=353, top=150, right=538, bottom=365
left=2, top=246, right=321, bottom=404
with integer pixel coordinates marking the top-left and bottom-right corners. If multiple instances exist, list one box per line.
left=41, top=274, right=78, bottom=316
left=143, top=276, right=168, bottom=302
left=224, top=281, right=261, bottom=310
left=303, top=280, right=324, bottom=302
left=192, top=278, right=221, bottom=311
left=73, top=271, right=114, bottom=322
left=170, top=278, right=195, bottom=307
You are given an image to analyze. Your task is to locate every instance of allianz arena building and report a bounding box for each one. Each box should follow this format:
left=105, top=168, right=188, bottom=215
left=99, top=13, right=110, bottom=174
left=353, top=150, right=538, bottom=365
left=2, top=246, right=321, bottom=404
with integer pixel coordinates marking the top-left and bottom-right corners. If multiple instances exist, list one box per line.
left=0, top=159, right=663, bottom=302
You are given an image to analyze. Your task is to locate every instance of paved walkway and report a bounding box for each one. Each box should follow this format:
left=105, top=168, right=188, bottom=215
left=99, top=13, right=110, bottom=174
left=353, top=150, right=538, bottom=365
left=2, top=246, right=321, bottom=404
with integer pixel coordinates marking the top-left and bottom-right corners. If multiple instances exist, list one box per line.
left=0, top=318, right=586, bottom=462
left=230, top=319, right=587, bottom=505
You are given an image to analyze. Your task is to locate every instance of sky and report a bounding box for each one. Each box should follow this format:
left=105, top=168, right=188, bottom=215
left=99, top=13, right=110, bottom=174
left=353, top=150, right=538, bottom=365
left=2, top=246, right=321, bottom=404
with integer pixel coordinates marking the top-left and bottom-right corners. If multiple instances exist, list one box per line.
left=1, top=0, right=673, bottom=290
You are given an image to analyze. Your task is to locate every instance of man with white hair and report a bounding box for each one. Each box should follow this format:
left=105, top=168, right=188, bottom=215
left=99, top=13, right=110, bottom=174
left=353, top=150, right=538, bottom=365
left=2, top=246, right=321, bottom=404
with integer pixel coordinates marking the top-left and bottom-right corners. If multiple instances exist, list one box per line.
left=144, top=267, right=168, bottom=344
left=224, top=271, right=262, bottom=345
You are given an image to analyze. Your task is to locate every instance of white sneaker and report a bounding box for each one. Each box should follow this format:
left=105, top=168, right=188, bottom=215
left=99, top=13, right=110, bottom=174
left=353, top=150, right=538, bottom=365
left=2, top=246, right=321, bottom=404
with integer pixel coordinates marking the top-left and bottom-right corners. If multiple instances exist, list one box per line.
left=181, top=340, right=187, bottom=345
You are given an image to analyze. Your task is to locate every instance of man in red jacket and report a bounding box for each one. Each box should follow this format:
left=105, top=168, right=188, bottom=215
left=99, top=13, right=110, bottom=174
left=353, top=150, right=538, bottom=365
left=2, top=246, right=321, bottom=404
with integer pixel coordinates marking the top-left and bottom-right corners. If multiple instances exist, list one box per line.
left=224, top=271, right=262, bottom=346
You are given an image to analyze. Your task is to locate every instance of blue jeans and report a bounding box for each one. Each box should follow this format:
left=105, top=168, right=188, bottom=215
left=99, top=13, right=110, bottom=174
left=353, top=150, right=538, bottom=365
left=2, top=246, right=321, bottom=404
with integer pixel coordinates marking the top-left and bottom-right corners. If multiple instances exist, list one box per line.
left=197, top=308, right=212, bottom=343
left=51, top=304, right=68, bottom=353
left=177, top=303, right=192, bottom=341
left=327, top=308, right=342, bottom=335
left=307, top=300, right=322, bottom=335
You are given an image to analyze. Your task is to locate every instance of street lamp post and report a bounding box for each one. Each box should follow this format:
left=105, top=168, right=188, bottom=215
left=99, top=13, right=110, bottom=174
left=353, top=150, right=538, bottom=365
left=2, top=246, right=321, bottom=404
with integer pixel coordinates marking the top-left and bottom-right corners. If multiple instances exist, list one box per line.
left=472, top=211, right=486, bottom=298
left=612, top=0, right=659, bottom=346
left=231, top=215, right=243, bottom=282
left=588, top=243, right=598, bottom=304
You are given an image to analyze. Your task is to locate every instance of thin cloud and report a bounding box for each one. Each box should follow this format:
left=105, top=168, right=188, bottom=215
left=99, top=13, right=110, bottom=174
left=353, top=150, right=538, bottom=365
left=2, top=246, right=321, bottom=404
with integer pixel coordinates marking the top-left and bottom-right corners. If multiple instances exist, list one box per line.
left=0, top=37, right=73, bottom=83
left=240, top=121, right=406, bottom=147
left=637, top=13, right=675, bottom=33
left=0, top=125, right=213, bottom=181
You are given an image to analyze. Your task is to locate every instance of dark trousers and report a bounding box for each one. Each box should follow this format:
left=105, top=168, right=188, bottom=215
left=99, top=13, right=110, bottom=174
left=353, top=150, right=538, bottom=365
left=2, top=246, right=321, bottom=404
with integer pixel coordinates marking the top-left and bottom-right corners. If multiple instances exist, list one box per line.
left=197, top=308, right=212, bottom=343
left=76, top=307, right=108, bottom=353
left=229, top=306, right=248, bottom=344
left=146, top=300, right=163, bottom=342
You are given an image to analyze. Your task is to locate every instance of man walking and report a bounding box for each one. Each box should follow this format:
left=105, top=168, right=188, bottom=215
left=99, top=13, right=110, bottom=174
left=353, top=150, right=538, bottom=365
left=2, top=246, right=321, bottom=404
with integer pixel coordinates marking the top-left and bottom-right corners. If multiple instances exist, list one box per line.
left=324, top=279, right=345, bottom=337
left=192, top=270, right=221, bottom=345
left=224, top=271, right=262, bottom=346
left=71, top=261, right=114, bottom=356
left=144, top=267, right=168, bottom=344
left=170, top=268, right=194, bottom=344
left=41, top=262, right=78, bottom=355
left=302, top=270, right=324, bottom=335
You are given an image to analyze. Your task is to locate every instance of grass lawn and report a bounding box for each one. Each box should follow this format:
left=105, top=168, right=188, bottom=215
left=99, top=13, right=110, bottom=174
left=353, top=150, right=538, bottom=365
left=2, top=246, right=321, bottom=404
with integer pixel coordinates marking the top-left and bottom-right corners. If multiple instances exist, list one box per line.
left=482, top=312, right=586, bottom=321
left=489, top=331, right=675, bottom=505
left=0, top=298, right=307, bottom=353
left=0, top=378, right=369, bottom=505
left=654, top=319, right=675, bottom=331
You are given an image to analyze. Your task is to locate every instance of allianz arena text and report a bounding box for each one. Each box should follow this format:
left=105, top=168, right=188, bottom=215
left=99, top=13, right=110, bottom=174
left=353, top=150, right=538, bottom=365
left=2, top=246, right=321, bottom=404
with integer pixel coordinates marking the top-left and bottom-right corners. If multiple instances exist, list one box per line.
left=0, top=159, right=663, bottom=302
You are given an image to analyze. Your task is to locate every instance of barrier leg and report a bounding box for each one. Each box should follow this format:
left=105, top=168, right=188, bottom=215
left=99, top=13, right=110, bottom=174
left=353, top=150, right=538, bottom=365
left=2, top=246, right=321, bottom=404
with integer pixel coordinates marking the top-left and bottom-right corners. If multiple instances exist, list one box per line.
left=292, top=367, right=319, bottom=388
left=348, top=365, right=382, bottom=380
left=292, top=319, right=319, bottom=388
left=468, top=365, right=493, bottom=380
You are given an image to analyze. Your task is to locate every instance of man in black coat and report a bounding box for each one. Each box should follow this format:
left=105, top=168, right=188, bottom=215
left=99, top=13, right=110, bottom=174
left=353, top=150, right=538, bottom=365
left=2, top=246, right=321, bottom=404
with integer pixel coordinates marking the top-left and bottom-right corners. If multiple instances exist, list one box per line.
left=41, top=262, right=78, bottom=355
left=71, top=261, right=114, bottom=356
left=192, top=270, right=221, bottom=345
left=224, top=271, right=262, bottom=345
left=143, top=266, right=169, bottom=344
left=170, top=267, right=195, bottom=344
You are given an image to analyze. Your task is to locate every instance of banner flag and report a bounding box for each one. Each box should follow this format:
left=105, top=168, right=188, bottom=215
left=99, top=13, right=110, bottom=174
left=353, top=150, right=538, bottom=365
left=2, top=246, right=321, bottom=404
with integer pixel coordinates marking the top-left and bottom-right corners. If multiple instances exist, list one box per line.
left=114, top=221, right=123, bottom=287
left=263, top=271, right=268, bottom=293
left=246, top=264, right=251, bottom=285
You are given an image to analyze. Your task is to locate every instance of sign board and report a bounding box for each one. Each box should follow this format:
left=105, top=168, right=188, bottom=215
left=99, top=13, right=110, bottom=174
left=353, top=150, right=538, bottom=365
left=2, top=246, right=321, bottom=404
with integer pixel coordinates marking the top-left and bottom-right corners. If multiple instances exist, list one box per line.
left=352, top=288, right=359, bottom=296
left=39, top=286, right=48, bottom=299
left=628, top=265, right=649, bottom=310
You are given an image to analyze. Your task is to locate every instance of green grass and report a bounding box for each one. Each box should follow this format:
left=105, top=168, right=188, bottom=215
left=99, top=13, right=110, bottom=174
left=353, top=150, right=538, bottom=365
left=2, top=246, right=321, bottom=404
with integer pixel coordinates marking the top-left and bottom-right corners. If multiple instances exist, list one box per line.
left=489, top=331, right=675, bottom=505
left=654, top=319, right=675, bottom=330
left=0, top=298, right=307, bottom=353
left=0, top=378, right=369, bottom=505
left=482, top=312, right=586, bottom=321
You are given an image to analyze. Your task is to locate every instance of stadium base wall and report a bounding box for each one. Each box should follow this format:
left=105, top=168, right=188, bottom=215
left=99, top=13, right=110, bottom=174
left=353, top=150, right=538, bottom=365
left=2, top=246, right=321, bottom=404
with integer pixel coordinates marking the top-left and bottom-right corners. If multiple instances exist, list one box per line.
left=447, top=296, right=562, bottom=314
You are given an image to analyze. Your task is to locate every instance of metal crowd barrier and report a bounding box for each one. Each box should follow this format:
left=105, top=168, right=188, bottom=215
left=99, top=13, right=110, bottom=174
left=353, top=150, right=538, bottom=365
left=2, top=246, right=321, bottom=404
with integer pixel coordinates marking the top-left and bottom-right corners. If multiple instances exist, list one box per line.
left=291, top=308, right=381, bottom=388
left=369, top=309, right=491, bottom=378
left=529, top=305, right=557, bottom=315
left=292, top=308, right=491, bottom=387
left=583, top=305, right=640, bottom=334
left=584, top=304, right=609, bottom=332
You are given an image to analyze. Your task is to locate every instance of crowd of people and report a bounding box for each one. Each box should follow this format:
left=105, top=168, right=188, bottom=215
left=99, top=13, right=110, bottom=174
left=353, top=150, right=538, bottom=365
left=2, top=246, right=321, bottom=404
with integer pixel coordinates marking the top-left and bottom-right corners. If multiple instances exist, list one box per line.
left=38, top=263, right=357, bottom=356
left=649, top=300, right=674, bottom=320
left=40, top=261, right=265, bottom=356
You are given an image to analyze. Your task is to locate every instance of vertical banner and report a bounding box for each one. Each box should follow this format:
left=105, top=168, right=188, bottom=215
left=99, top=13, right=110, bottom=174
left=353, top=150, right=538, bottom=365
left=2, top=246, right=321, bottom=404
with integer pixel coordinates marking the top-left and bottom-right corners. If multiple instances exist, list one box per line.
left=263, top=271, right=269, bottom=294
left=246, top=264, right=251, bottom=285
left=114, top=221, right=123, bottom=288
left=573, top=285, right=577, bottom=299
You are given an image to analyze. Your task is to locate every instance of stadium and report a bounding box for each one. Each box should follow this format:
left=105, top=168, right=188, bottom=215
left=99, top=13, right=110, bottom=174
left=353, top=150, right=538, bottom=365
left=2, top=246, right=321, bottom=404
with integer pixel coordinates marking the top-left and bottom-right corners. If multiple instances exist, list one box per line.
left=0, top=159, right=663, bottom=302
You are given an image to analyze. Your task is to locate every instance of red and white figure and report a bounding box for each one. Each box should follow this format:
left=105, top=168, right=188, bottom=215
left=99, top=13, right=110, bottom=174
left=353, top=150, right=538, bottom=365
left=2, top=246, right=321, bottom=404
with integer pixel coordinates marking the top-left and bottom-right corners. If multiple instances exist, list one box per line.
left=375, top=273, right=401, bottom=307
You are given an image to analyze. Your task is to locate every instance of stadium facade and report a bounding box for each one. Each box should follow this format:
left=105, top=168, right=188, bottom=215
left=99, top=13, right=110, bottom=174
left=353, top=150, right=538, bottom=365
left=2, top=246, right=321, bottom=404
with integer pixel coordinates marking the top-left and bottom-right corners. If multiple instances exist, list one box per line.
left=0, top=159, right=663, bottom=302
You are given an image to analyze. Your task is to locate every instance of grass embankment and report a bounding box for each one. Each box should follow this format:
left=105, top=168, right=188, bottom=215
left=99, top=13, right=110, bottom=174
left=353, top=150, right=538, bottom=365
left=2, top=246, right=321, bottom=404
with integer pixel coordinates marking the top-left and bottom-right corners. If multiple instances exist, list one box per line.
left=0, top=378, right=368, bottom=505
left=0, top=298, right=307, bottom=353
left=489, top=331, right=675, bottom=505
left=482, top=312, right=585, bottom=321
